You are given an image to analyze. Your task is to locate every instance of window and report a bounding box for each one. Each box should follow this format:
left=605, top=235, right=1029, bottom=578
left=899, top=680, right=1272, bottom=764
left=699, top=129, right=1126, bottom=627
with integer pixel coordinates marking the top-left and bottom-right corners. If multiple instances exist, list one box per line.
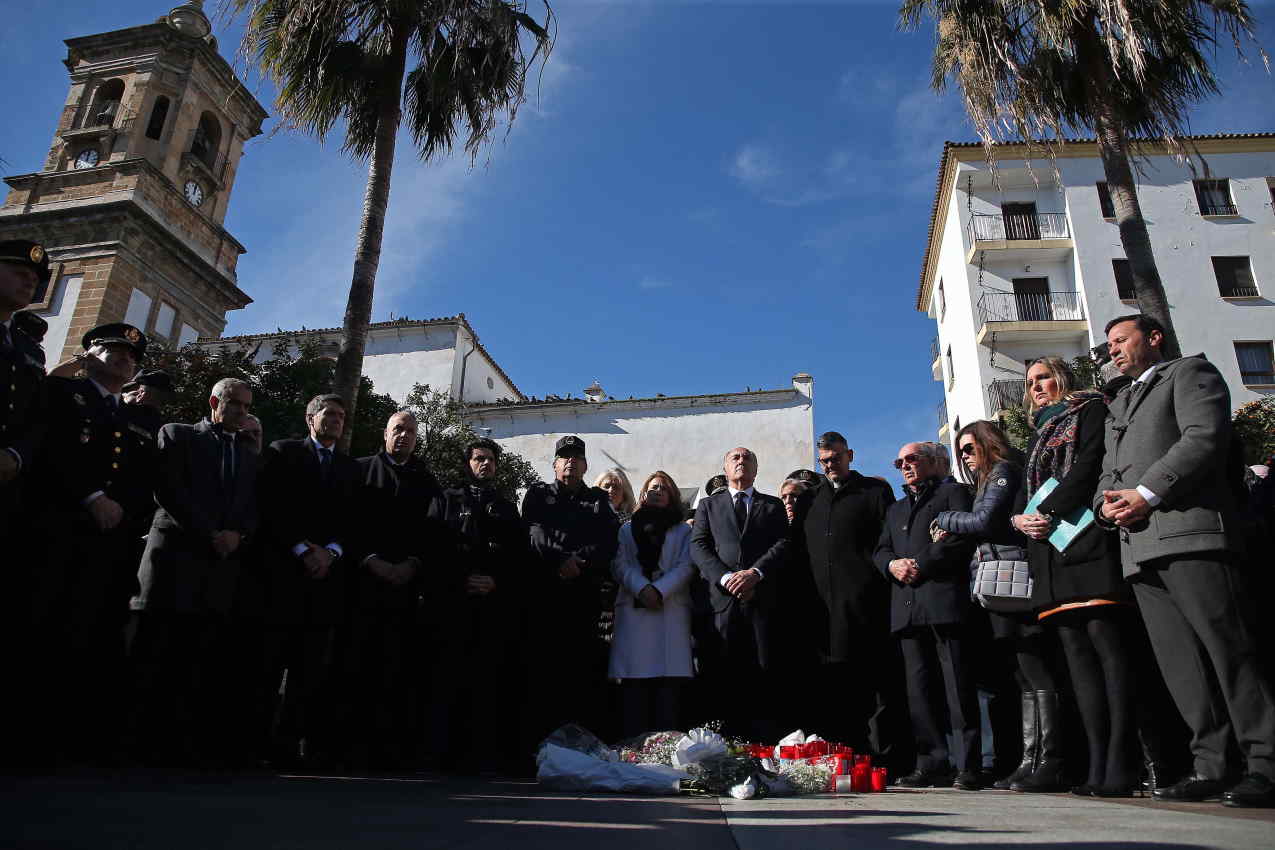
left=1194, top=179, right=1237, bottom=216
left=1212, top=256, right=1259, bottom=298
left=155, top=302, right=177, bottom=339
left=145, top=96, right=170, bottom=140
left=190, top=112, right=222, bottom=169
left=1096, top=182, right=1115, bottom=218
left=1112, top=259, right=1135, bottom=301
left=937, top=278, right=946, bottom=320
left=177, top=324, right=199, bottom=347
left=946, top=345, right=955, bottom=389
left=123, top=288, right=153, bottom=329
left=1235, top=342, right=1275, bottom=386
left=88, top=79, right=124, bottom=127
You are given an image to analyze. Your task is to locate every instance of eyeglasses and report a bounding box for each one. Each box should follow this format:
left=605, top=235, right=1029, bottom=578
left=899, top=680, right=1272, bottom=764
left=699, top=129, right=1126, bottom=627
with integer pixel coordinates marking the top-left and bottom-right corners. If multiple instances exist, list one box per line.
left=893, top=454, right=925, bottom=469
left=959, top=443, right=978, bottom=456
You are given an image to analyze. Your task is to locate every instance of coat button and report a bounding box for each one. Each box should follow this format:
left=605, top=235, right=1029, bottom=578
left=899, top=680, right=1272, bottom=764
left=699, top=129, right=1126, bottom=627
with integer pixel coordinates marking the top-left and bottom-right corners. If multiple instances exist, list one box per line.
left=904, top=600, right=912, bottom=606
left=902, top=525, right=908, bottom=531
left=111, top=462, right=119, bottom=469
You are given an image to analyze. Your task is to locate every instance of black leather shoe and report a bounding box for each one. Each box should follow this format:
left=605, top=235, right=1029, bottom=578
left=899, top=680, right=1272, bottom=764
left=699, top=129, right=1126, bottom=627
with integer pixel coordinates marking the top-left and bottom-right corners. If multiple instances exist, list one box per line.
left=896, top=767, right=954, bottom=788
left=1070, top=783, right=1096, bottom=797
left=1093, top=784, right=1143, bottom=798
left=1152, top=774, right=1227, bottom=802
left=953, top=770, right=984, bottom=790
left=1223, top=773, right=1275, bottom=808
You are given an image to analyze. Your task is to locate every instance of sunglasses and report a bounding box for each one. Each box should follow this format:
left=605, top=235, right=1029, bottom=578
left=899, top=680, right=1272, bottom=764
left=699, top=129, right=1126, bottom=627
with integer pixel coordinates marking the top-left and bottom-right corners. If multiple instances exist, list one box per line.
left=959, top=443, right=978, bottom=456
left=893, top=453, right=925, bottom=469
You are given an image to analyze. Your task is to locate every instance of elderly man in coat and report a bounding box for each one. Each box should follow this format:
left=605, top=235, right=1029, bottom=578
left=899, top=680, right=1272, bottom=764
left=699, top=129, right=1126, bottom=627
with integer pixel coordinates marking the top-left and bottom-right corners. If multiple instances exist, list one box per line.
left=1096, top=314, right=1275, bottom=808
left=133, top=377, right=259, bottom=764
left=874, top=441, right=978, bottom=790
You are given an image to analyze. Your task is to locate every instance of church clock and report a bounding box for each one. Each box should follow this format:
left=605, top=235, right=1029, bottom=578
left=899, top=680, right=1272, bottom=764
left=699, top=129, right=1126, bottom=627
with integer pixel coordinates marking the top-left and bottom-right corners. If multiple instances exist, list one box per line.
left=73, top=148, right=100, bottom=169
left=183, top=180, right=205, bottom=207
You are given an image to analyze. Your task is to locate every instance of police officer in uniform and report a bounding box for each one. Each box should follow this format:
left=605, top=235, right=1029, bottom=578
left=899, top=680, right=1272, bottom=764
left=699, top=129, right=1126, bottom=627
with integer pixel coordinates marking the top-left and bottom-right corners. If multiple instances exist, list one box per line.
left=522, top=435, right=620, bottom=744
left=27, top=322, right=158, bottom=764
left=0, top=241, right=49, bottom=531
left=122, top=369, right=175, bottom=436
left=435, top=438, right=529, bottom=772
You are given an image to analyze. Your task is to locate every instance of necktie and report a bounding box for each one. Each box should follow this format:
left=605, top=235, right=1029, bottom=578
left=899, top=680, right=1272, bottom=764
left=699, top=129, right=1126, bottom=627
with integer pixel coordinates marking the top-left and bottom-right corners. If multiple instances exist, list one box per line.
left=319, top=446, right=333, bottom=479
left=734, top=491, right=749, bottom=532
left=222, top=433, right=236, bottom=488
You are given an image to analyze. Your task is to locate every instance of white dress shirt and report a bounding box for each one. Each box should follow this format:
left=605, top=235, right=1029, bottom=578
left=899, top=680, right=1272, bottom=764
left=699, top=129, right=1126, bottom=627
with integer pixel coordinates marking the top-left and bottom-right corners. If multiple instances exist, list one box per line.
left=720, top=485, right=764, bottom=587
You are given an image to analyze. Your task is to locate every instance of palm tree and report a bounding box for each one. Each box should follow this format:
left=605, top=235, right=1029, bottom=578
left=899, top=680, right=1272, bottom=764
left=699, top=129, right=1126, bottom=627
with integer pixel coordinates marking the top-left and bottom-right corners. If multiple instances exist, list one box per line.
left=901, top=0, right=1265, bottom=360
left=233, top=0, right=552, bottom=449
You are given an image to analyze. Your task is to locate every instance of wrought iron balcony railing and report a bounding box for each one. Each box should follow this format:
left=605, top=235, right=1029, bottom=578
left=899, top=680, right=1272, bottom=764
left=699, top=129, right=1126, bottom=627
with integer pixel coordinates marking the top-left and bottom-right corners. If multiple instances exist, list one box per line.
left=937, top=399, right=948, bottom=428
left=977, top=291, right=1084, bottom=325
left=966, top=212, right=1069, bottom=243
left=988, top=379, right=1025, bottom=412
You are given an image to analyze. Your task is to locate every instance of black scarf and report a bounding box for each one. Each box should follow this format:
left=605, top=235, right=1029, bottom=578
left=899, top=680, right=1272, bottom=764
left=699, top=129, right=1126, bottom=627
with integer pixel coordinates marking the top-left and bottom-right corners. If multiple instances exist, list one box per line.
left=632, top=505, right=681, bottom=580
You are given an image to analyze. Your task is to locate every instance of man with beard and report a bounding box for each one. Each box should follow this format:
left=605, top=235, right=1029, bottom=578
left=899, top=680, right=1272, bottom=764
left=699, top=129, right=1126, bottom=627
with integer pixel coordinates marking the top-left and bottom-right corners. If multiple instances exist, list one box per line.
left=436, top=438, right=528, bottom=773
left=791, top=431, right=898, bottom=758
left=347, top=410, right=449, bottom=769
left=257, top=394, right=360, bottom=767
left=522, top=435, right=619, bottom=744
left=132, top=378, right=259, bottom=765
left=27, top=323, right=158, bottom=764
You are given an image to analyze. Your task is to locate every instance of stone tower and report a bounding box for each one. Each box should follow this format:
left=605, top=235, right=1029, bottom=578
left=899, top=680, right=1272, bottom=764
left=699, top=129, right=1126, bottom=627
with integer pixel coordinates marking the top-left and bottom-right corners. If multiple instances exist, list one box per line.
left=0, top=2, right=267, bottom=363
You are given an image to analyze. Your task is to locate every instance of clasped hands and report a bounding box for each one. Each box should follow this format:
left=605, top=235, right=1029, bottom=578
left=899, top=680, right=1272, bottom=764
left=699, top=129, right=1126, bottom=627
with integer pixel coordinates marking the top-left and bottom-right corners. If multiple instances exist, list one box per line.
left=1099, top=489, right=1152, bottom=527
left=1011, top=512, right=1053, bottom=540
left=210, top=530, right=242, bottom=559
left=724, top=568, right=760, bottom=602
left=888, top=558, right=920, bottom=585
left=365, top=555, right=417, bottom=586
left=299, top=542, right=336, bottom=580
left=558, top=554, right=584, bottom=580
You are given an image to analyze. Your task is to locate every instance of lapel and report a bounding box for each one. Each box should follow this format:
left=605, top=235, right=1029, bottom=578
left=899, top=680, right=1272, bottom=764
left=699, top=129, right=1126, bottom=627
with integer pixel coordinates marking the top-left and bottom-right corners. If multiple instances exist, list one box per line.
left=194, top=420, right=226, bottom=495
left=1122, top=363, right=1169, bottom=424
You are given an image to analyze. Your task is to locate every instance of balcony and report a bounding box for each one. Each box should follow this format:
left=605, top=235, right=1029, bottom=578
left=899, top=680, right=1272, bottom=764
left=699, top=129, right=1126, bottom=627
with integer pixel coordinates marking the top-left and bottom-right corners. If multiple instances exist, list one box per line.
left=937, top=399, right=949, bottom=439
left=965, top=212, right=1073, bottom=263
left=988, top=379, right=1024, bottom=414
left=930, top=337, right=942, bottom=381
left=975, top=290, right=1088, bottom=346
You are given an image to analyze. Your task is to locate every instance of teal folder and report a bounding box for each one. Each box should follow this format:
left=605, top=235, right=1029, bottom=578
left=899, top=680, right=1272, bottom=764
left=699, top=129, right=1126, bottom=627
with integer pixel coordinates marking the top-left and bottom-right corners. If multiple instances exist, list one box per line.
left=1023, top=477, right=1095, bottom=552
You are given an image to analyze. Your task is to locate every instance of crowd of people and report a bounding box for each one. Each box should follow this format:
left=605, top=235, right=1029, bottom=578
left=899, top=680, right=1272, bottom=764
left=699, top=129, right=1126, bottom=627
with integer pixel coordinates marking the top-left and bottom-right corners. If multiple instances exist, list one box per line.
left=2, top=239, right=1274, bottom=807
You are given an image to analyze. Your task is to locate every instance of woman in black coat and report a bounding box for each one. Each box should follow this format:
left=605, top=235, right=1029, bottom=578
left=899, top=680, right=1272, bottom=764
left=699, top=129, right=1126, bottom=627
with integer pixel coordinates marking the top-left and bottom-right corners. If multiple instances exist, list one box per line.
left=1011, top=357, right=1136, bottom=797
left=934, top=420, right=1059, bottom=791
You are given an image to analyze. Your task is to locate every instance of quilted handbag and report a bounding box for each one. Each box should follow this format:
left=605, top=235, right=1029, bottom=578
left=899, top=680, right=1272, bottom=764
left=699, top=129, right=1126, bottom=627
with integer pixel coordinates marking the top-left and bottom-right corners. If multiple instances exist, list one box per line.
left=970, top=543, right=1033, bottom=613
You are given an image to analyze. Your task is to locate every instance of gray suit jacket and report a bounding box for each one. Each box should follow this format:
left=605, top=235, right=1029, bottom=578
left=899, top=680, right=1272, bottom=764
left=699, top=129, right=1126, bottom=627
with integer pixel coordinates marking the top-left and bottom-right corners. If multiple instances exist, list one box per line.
left=1094, top=355, right=1238, bottom=576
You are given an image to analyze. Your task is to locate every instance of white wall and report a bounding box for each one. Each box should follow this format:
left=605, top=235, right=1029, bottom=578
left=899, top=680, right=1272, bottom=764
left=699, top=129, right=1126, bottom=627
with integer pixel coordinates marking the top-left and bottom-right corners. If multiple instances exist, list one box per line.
left=34, top=273, right=82, bottom=361
left=467, top=381, right=815, bottom=497
left=359, top=324, right=457, bottom=403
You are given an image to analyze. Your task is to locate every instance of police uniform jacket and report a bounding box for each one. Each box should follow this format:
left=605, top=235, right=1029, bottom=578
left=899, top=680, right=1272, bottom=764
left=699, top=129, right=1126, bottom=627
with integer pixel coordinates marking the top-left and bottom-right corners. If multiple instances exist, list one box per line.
left=135, top=419, right=260, bottom=616
left=522, top=479, right=620, bottom=634
left=440, top=479, right=529, bottom=643
left=353, top=451, right=450, bottom=614
left=0, top=320, right=45, bottom=473
left=791, top=470, right=895, bottom=662
left=873, top=478, right=976, bottom=633
left=257, top=437, right=360, bottom=626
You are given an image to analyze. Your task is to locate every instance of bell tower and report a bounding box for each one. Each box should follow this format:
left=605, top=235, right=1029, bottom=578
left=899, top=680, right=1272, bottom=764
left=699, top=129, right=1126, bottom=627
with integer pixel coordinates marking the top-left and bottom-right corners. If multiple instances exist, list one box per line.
left=0, top=2, right=267, bottom=363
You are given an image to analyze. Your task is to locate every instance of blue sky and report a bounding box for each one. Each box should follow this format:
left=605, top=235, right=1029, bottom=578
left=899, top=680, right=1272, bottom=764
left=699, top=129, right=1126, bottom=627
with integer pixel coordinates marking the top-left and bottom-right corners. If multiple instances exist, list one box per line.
left=3, top=1, right=1273, bottom=486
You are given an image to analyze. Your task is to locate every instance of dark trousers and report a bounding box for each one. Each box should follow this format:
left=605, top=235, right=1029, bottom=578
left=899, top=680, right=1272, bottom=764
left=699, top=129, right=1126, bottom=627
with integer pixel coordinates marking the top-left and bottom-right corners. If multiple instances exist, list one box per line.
left=711, top=610, right=775, bottom=743
left=899, top=623, right=981, bottom=772
left=342, top=608, right=416, bottom=767
left=260, top=624, right=339, bottom=761
left=620, top=677, right=685, bottom=738
left=1132, top=556, right=1275, bottom=780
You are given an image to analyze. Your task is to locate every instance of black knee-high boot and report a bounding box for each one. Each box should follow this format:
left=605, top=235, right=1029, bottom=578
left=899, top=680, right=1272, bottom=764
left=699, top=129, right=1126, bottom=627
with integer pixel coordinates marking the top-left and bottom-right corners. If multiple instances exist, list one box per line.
left=995, top=692, right=1038, bottom=790
left=1011, top=690, right=1066, bottom=792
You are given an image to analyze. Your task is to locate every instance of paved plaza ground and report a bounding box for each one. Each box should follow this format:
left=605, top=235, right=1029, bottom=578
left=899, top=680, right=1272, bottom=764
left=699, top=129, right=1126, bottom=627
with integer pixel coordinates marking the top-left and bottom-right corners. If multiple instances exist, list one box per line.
left=4, top=770, right=1274, bottom=850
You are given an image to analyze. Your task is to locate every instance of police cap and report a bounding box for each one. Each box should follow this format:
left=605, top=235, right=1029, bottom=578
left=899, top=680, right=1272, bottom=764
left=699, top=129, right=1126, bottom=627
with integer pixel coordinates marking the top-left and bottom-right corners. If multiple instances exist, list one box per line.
left=123, top=369, right=173, bottom=393
left=554, top=435, right=586, bottom=458
left=82, top=322, right=148, bottom=361
left=0, top=240, right=52, bottom=285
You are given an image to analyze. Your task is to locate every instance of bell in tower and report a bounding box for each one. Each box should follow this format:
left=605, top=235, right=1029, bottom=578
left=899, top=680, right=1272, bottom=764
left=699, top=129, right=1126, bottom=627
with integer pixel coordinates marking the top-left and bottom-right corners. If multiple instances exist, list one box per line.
left=0, top=2, right=267, bottom=364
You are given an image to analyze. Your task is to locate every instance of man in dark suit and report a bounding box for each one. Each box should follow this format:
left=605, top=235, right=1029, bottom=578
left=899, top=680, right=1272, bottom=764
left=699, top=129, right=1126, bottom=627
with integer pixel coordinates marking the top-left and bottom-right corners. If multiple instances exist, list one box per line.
left=874, top=441, right=978, bottom=789
left=690, top=446, right=790, bottom=741
left=131, top=377, right=259, bottom=765
left=26, top=322, right=157, bottom=764
left=522, top=435, right=620, bottom=744
left=347, top=409, right=449, bottom=769
left=1097, top=314, right=1275, bottom=807
left=257, top=393, right=360, bottom=767
left=792, top=431, right=897, bottom=756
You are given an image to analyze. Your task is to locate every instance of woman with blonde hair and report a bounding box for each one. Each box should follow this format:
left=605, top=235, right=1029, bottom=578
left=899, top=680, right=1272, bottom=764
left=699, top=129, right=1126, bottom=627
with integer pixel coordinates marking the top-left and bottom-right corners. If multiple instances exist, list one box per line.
left=1010, top=355, right=1135, bottom=797
left=608, top=471, right=695, bottom=735
left=595, top=468, right=638, bottom=522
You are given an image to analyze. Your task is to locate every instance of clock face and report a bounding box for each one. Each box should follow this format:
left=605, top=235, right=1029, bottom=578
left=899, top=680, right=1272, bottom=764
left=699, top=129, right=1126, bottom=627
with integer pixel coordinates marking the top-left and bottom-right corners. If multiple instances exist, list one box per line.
left=183, top=180, right=205, bottom=207
left=73, top=149, right=99, bottom=169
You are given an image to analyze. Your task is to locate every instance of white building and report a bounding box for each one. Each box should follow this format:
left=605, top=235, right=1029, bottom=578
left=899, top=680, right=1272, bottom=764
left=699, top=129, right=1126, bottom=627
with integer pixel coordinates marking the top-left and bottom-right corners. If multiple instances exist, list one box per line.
left=466, top=375, right=816, bottom=502
left=918, top=133, right=1275, bottom=447
left=204, top=317, right=816, bottom=495
left=202, top=314, right=523, bottom=405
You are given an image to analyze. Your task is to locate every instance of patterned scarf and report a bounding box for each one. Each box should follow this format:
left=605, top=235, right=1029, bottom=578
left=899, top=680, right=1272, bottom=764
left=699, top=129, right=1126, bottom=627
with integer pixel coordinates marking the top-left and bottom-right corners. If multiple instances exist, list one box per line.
left=632, top=505, right=681, bottom=580
left=1025, top=392, right=1105, bottom=496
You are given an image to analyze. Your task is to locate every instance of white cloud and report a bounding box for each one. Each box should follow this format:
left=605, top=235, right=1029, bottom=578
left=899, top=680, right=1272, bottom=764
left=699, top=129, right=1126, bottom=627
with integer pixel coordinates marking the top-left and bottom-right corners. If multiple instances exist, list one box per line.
left=729, top=143, right=780, bottom=186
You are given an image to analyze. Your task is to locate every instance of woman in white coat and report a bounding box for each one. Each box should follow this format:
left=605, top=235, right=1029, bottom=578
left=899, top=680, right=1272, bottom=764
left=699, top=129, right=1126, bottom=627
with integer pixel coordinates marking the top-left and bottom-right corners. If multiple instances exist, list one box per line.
left=609, top=470, right=694, bottom=736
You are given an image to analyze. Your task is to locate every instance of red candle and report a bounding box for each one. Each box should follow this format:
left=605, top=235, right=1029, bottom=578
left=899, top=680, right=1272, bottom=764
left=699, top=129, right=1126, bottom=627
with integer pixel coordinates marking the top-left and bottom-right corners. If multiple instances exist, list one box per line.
left=851, top=765, right=871, bottom=793
left=779, top=745, right=798, bottom=759
left=871, top=767, right=888, bottom=792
